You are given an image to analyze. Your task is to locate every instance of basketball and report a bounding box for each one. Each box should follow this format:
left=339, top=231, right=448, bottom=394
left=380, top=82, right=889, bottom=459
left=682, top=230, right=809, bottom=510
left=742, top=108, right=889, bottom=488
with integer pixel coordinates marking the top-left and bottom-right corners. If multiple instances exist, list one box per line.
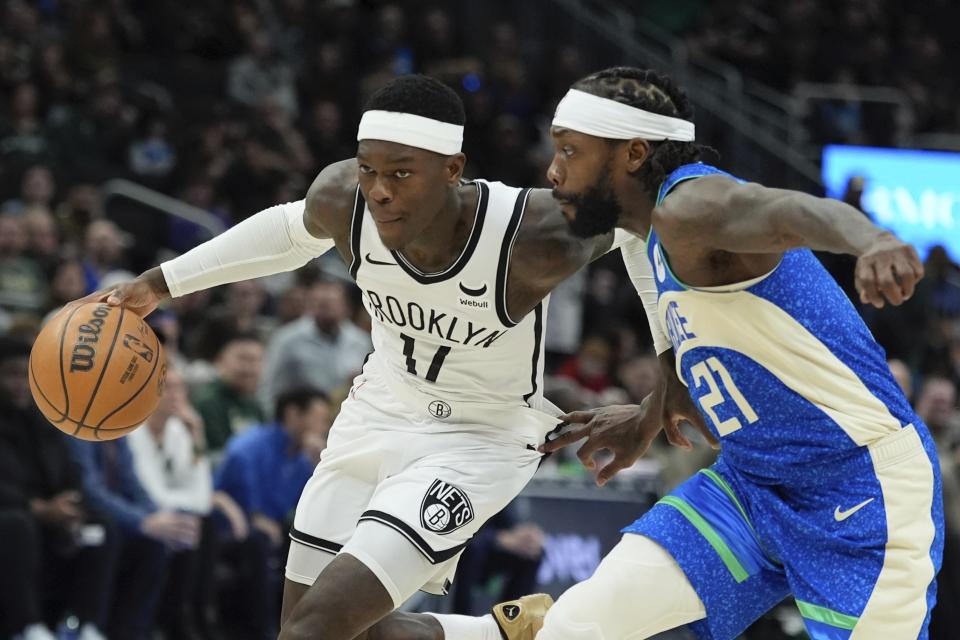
left=29, top=302, right=166, bottom=441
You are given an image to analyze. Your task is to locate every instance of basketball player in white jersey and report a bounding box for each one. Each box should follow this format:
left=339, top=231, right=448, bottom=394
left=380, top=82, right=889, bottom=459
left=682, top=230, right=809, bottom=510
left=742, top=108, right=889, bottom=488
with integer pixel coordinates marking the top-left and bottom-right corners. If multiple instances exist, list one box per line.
left=94, top=75, right=702, bottom=640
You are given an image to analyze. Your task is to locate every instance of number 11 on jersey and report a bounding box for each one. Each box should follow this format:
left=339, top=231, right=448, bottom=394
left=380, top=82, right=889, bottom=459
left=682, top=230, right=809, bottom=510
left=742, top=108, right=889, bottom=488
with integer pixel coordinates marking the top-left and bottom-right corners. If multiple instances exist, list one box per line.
left=690, top=356, right=759, bottom=436
left=400, top=333, right=450, bottom=383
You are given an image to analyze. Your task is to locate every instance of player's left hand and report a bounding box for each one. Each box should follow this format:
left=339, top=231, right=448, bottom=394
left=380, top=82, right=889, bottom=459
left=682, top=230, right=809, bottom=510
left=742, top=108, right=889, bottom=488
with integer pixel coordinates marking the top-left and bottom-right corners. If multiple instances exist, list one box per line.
left=541, top=397, right=661, bottom=487
left=855, top=232, right=924, bottom=308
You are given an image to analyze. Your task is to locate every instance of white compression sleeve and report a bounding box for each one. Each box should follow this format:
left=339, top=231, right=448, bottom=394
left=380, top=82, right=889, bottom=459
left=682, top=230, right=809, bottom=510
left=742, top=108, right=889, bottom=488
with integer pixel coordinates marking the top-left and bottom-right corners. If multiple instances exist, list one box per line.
left=160, top=200, right=335, bottom=298
left=619, top=234, right=671, bottom=354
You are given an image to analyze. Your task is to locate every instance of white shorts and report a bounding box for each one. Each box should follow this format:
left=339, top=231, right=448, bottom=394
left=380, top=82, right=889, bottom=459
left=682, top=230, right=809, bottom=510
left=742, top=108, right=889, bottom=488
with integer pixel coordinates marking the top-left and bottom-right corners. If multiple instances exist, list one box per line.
left=285, top=365, right=559, bottom=607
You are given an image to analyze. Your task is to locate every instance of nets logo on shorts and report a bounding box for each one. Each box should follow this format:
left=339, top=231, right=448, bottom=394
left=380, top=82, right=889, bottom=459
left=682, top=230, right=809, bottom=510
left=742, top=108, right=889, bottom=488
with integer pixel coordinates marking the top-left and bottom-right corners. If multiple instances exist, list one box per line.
left=428, top=400, right=452, bottom=419
left=420, top=479, right=474, bottom=535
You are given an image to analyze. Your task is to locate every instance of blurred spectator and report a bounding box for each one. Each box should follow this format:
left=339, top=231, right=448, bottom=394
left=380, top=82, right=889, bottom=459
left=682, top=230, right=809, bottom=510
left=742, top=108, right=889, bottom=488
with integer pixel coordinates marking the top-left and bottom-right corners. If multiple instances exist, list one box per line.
left=557, top=335, right=614, bottom=393
left=925, top=246, right=960, bottom=323
left=80, top=219, right=131, bottom=294
left=55, top=184, right=104, bottom=243
left=298, top=41, right=359, bottom=118
left=0, top=336, right=114, bottom=640
left=69, top=429, right=200, bottom=640
left=128, top=367, right=217, bottom=640
left=915, top=376, right=960, bottom=638
left=453, top=502, right=545, bottom=615
left=214, top=388, right=331, bottom=639
left=365, top=3, right=414, bottom=76
left=188, top=280, right=276, bottom=360
left=0, top=212, right=47, bottom=314
left=227, top=32, right=298, bottom=118
left=1, top=164, right=56, bottom=214
left=218, top=135, right=291, bottom=219
left=544, top=270, right=587, bottom=367
left=128, top=116, right=177, bottom=181
left=0, top=82, right=53, bottom=185
left=916, top=377, right=960, bottom=528
left=618, top=354, right=661, bottom=404
left=43, top=260, right=86, bottom=323
left=303, top=98, right=354, bottom=169
left=257, top=97, right=313, bottom=174
left=274, top=282, right=308, bottom=327
left=887, top=358, right=914, bottom=403
left=22, top=206, right=61, bottom=276
left=192, top=332, right=266, bottom=454
left=128, top=367, right=212, bottom=518
left=260, top=278, right=370, bottom=408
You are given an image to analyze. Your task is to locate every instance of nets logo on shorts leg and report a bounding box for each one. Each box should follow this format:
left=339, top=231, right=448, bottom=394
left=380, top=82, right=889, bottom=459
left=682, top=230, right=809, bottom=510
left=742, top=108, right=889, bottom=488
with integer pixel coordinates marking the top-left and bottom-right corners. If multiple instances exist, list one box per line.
left=420, top=479, right=474, bottom=535
left=428, top=400, right=452, bottom=419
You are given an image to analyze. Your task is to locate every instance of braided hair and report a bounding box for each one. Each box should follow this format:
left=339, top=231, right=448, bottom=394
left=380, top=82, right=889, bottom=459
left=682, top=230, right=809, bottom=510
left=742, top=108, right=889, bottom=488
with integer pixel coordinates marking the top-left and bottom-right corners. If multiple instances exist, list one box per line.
left=572, top=67, right=714, bottom=195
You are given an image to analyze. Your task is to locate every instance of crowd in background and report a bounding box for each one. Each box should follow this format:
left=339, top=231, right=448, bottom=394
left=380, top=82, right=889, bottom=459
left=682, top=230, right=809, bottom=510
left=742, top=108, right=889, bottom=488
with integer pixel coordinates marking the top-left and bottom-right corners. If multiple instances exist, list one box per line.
left=1, top=0, right=959, bottom=639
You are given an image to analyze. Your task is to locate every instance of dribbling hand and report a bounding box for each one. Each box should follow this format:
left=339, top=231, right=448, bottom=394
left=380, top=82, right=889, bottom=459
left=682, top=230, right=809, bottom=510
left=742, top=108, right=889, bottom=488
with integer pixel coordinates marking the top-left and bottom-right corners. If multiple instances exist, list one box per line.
left=855, top=232, right=924, bottom=308
left=103, top=277, right=165, bottom=318
left=66, top=269, right=167, bottom=318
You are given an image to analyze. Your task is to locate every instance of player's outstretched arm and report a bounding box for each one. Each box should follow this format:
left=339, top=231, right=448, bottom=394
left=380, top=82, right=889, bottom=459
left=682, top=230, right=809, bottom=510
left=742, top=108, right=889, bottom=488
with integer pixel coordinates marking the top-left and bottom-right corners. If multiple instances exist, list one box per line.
left=97, top=160, right=357, bottom=317
left=656, top=176, right=924, bottom=307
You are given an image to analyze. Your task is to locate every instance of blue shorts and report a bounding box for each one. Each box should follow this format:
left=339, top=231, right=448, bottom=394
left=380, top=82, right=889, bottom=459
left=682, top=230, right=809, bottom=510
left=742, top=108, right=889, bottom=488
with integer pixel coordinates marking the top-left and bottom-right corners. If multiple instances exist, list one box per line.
left=626, top=424, right=943, bottom=640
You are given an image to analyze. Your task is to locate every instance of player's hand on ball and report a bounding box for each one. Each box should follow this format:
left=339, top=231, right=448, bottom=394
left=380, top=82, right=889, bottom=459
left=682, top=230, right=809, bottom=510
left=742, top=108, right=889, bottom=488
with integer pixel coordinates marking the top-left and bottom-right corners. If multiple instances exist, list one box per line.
left=104, top=276, right=165, bottom=317
left=855, top=232, right=923, bottom=308
left=543, top=397, right=662, bottom=487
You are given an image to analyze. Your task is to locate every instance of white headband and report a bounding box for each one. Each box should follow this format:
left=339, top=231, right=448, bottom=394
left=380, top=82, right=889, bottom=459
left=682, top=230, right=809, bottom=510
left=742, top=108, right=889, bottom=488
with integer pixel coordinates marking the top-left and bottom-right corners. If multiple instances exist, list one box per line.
left=552, top=89, right=695, bottom=142
left=357, top=110, right=463, bottom=155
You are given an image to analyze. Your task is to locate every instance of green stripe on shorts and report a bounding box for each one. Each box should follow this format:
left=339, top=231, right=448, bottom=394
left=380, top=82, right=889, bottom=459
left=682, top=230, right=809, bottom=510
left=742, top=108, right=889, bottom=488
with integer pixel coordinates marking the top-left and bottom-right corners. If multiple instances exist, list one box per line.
left=796, top=600, right=859, bottom=630
left=698, top=469, right=755, bottom=531
left=658, top=495, right=750, bottom=583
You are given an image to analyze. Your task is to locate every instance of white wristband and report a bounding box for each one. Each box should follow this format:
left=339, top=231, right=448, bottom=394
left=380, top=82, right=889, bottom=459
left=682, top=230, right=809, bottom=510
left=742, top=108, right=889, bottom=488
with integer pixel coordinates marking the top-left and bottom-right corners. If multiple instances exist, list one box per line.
left=620, top=235, right=671, bottom=354
left=160, top=200, right=335, bottom=298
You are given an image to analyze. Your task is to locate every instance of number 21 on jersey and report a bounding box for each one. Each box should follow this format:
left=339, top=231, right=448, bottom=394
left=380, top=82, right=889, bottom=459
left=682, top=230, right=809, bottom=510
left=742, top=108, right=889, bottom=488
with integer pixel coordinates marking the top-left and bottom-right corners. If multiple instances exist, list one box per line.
left=690, top=356, right=759, bottom=436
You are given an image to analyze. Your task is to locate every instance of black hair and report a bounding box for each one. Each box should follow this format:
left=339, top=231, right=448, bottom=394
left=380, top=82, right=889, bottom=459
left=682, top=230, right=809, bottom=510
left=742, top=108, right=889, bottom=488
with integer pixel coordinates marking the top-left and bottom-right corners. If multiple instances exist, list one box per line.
left=364, top=74, right=466, bottom=126
left=274, top=387, right=329, bottom=423
left=0, top=336, right=31, bottom=364
left=572, top=66, right=715, bottom=195
left=214, top=330, right=262, bottom=357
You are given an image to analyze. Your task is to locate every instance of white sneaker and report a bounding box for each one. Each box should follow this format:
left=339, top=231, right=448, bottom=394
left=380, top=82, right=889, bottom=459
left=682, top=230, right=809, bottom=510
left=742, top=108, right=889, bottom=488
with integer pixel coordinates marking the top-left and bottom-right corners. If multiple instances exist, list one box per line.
left=78, top=623, right=108, bottom=640
left=17, top=624, right=57, bottom=640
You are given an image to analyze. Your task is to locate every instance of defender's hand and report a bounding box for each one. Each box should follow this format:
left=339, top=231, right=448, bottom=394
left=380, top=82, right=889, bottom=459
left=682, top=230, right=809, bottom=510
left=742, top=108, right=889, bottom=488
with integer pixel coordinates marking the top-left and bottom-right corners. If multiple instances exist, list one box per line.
left=661, top=369, right=720, bottom=451
left=541, top=398, right=661, bottom=487
left=855, top=233, right=923, bottom=308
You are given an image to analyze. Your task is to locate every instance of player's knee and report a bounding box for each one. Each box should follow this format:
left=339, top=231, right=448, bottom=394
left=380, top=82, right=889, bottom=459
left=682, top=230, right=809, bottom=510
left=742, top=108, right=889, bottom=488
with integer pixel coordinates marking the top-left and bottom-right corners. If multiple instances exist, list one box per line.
left=538, top=578, right=614, bottom=640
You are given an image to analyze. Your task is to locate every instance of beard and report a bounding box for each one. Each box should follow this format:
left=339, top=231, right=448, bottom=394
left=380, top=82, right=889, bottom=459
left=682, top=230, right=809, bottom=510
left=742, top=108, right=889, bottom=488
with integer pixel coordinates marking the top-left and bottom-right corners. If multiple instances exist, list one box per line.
left=552, top=167, right=623, bottom=239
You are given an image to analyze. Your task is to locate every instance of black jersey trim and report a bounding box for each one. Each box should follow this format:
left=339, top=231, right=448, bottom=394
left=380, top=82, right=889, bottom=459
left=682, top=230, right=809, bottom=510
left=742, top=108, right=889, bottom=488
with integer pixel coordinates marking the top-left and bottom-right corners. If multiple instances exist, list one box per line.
left=495, top=188, right=532, bottom=328
left=523, top=302, right=544, bottom=405
left=358, top=510, right=466, bottom=564
left=289, top=527, right=343, bottom=555
left=390, top=181, right=489, bottom=284
left=348, top=185, right=365, bottom=280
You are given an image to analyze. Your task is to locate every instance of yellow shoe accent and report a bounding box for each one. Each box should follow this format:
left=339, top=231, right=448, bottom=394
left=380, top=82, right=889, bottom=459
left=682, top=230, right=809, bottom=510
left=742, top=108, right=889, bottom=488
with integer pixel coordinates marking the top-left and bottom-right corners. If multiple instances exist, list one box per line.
left=492, top=593, right=554, bottom=640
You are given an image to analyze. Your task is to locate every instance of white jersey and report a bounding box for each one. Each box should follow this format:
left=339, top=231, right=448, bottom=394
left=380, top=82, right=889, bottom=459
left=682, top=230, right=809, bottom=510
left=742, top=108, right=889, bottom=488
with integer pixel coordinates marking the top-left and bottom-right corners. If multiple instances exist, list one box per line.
left=347, top=179, right=548, bottom=417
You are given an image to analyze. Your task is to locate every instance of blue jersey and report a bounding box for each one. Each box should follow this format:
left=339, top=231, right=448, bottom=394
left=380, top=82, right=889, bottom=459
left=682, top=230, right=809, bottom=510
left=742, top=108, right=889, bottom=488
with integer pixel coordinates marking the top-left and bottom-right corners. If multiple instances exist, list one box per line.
left=646, top=163, right=920, bottom=486
left=625, top=164, right=941, bottom=640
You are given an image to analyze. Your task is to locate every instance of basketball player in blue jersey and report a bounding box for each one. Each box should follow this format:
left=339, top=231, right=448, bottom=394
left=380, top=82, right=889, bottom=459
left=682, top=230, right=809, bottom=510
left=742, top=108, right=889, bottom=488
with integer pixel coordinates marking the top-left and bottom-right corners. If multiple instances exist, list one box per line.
left=498, top=66, right=942, bottom=640
left=85, top=74, right=707, bottom=640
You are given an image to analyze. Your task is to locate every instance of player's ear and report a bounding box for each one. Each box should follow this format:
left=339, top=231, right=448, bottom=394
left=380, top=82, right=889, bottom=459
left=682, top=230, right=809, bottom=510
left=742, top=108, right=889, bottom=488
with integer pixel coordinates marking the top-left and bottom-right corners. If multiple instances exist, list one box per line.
left=625, top=138, right=651, bottom=173
left=444, top=152, right=466, bottom=184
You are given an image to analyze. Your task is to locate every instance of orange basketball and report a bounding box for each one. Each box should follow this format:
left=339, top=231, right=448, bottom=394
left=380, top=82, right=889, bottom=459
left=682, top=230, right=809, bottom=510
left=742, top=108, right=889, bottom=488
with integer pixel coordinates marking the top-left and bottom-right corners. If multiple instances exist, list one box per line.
left=29, top=302, right=166, bottom=441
